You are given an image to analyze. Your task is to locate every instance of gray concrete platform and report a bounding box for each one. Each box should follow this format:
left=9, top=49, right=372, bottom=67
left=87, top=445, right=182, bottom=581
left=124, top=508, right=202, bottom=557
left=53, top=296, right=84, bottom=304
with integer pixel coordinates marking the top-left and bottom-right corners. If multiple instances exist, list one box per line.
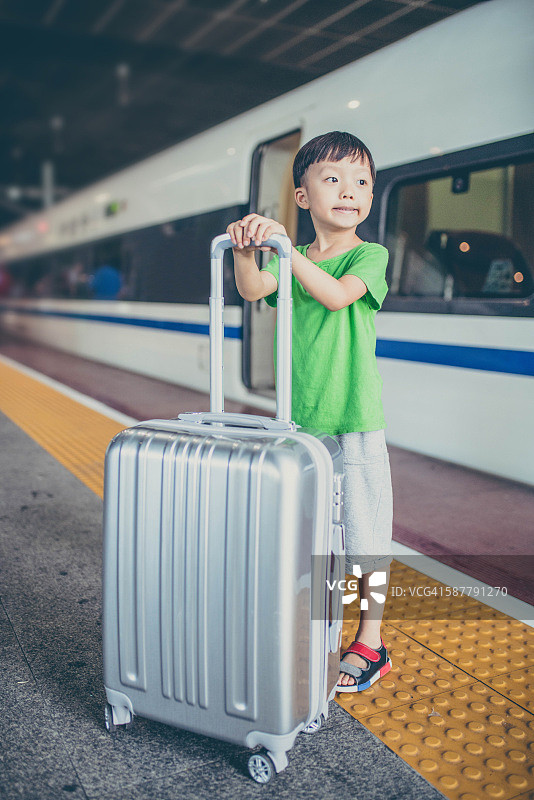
left=0, top=411, right=446, bottom=800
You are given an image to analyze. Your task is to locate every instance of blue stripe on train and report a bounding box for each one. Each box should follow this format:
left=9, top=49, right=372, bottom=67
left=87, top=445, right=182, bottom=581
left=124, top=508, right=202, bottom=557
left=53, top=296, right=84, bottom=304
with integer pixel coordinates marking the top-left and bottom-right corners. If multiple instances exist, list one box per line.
left=0, top=305, right=241, bottom=339
left=376, top=339, right=534, bottom=377
left=1, top=305, right=533, bottom=376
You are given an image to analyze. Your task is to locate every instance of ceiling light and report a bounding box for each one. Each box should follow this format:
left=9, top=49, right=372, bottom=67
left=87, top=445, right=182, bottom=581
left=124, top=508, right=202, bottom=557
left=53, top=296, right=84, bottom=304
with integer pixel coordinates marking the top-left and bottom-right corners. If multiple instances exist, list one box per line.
left=347, top=100, right=360, bottom=109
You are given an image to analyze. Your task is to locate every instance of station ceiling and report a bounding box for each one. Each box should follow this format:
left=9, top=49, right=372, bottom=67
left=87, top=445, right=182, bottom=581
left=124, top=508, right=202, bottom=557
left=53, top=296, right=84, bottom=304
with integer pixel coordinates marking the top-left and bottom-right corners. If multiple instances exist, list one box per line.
left=0, top=0, right=485, bottom=226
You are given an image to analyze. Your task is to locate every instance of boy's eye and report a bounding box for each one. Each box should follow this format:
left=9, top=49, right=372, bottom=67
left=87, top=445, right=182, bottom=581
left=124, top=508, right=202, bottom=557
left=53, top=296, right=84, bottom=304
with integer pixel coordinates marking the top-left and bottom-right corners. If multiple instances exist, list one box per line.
left=325, top=176, right=338, bottom=183
left=358, top=179, right=367, bottom=186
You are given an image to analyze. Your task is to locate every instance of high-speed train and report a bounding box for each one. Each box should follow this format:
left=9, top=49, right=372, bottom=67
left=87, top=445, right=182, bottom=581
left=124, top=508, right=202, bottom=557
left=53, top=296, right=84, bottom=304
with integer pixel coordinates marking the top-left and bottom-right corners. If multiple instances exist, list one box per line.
left=0, top=0, right=532, bottom=485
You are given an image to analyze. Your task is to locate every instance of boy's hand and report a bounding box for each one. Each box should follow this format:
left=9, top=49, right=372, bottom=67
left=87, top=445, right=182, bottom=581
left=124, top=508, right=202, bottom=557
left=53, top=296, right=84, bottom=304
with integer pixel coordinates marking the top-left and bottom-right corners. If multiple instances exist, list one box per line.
left=227, top=214, right=288, bottom=251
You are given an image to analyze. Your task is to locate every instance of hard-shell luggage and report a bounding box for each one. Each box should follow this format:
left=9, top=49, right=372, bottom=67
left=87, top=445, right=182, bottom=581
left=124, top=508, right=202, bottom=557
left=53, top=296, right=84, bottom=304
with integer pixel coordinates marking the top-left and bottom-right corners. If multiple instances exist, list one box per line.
left=102, top=233, right=345, bottom=783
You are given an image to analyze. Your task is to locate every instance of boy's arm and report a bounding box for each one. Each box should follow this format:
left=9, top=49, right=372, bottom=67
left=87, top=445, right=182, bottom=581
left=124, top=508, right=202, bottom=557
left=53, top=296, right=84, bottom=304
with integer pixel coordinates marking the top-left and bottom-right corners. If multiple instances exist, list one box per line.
left=291, top=249, right=368, bottom=311
left=227, top=218, right=278, bottom=302
left=236, top=214, right=367, bottom=311
left=231, top=248, right=278, bottom=302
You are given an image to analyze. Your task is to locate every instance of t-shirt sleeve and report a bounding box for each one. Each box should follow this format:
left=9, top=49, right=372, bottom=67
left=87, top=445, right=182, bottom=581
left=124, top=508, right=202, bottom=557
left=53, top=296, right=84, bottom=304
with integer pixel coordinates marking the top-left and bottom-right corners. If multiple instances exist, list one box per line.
left=260, top=254, right=279, bottom=308
left=344, top=244, right=389, bottom=310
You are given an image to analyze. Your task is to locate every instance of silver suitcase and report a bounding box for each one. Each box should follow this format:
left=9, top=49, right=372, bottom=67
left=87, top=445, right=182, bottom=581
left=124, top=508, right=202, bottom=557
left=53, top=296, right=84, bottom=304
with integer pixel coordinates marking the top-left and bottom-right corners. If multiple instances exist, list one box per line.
left=102, top=234, right=345, bottom=784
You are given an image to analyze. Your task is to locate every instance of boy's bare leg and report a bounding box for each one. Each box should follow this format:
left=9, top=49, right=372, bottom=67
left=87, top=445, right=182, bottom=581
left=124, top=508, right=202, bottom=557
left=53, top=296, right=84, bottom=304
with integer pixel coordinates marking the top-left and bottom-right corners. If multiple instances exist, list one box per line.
left=338, top=565, right=391, bottom=687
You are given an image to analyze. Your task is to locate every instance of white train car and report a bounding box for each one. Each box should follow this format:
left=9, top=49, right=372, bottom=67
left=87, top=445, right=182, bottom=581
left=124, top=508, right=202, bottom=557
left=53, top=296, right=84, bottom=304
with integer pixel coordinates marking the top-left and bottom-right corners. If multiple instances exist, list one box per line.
left=0, top=0, right=532, bottom=484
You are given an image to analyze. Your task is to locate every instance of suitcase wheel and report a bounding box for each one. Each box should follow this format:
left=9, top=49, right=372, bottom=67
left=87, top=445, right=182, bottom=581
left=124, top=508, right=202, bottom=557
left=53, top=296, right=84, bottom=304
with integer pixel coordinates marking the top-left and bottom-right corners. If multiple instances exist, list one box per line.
left=302, top=714, right=324, bottom=735
left=104, top=703, right=133, bottom=732
left=247, top=750, right=277, bottom=784
left=104, top=703, right=116, bottom=732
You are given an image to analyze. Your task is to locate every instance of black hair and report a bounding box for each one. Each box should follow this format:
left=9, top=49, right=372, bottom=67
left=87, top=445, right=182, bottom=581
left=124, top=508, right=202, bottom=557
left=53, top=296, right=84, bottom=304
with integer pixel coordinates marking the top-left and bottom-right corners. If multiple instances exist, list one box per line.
left=293, top=131, right=376, bottom=188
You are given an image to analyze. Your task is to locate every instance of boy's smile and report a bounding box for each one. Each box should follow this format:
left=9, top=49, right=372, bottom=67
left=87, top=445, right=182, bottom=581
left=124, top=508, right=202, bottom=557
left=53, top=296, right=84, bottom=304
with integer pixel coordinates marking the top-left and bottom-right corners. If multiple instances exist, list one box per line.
left=295, top=156, right=374, bottom=235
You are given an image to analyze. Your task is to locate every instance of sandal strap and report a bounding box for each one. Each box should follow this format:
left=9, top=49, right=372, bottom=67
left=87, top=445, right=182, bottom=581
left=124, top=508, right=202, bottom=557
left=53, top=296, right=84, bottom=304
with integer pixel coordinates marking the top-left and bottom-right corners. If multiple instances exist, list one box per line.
left=338, top=662, right=363, bottom=681
left=343, top=641, right=381, bottom=662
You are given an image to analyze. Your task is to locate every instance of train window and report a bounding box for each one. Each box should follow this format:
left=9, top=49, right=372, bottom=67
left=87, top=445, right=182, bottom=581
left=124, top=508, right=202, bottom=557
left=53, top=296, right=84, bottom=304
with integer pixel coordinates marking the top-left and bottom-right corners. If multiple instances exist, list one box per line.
left=386, top=160, right=534, bottom=300
left=6, top=238, right=137, bottom=301
left=3, top=206, right=246, bottom=305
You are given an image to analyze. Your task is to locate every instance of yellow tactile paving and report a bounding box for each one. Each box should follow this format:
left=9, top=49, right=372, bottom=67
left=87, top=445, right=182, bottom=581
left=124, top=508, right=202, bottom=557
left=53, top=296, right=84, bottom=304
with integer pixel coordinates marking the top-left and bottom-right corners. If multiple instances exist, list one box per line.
left=337, top=624, right=477, bottom=720
left=362, top=683, right=534, bottom=799
left=395, top=619, right=534, bottom=681
left=488, top=668, right=534, bottom=716
left=0, top=359, right=125, bottom=498
left=2, top=356, right=533, bottom=800
left=339, top=560, right=534, bottom=799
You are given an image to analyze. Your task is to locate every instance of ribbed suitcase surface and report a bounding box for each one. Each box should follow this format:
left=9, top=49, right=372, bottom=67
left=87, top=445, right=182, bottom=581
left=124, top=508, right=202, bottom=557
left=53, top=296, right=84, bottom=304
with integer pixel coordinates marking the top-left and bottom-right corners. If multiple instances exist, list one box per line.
left=103, top=421, right=342, bottom=738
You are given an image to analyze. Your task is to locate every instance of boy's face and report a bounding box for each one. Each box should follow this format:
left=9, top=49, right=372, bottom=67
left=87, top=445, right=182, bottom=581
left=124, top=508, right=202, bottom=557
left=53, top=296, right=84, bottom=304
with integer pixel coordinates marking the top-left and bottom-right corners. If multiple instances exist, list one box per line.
left=295, top=156, right=374, bottom=232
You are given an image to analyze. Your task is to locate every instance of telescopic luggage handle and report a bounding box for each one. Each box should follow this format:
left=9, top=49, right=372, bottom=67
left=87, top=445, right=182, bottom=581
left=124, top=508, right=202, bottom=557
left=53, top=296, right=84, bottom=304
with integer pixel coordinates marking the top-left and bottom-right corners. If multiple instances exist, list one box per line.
left=207, top=232, right=293, bottom=425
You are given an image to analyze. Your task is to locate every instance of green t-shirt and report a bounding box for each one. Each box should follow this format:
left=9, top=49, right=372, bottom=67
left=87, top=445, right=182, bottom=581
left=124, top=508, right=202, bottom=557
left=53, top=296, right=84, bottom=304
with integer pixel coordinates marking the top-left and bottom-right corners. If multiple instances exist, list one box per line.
left=261, top=242, right=389, bottom=435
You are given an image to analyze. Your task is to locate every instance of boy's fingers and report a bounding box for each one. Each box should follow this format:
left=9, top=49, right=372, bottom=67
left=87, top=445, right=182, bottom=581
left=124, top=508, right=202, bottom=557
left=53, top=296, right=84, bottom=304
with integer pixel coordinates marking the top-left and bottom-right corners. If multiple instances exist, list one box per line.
left=240, top=213, right=260, bottom=225
left=242, top=214, right=274, bottom=233
left=255, top=223, right=273, bottom=244
left=253, top=226, right=266, bottom=244
left=226, top=223, right=238, bottom=246
left=239, top=214, right=276, bottom=246
left=244, top=220, right=261, bottom=246
left=246, top=218, right=260, bottom=236
left=231, top=223, right=245, bottom=248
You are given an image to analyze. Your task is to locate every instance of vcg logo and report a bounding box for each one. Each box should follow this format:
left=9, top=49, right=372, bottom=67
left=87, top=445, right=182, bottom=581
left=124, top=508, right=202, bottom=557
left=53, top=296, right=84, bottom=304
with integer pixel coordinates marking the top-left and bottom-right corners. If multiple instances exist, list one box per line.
left=327, top=564, right=387, bottom=609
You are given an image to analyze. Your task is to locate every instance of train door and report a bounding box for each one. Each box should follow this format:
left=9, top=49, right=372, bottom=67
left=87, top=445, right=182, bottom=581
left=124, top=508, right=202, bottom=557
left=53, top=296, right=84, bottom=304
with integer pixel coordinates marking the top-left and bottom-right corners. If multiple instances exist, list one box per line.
left=243, top=130, right=301, bottom=395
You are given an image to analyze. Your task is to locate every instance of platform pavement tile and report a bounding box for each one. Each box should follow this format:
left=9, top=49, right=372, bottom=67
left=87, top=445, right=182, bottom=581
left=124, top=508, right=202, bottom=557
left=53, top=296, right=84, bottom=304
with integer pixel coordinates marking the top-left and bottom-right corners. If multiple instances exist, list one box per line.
left=0, top=643, right=84, bottom=800
left=336, top=623, right=478, bottom=720
left=10, top=636, right=355, bottom=800
left=2, top=600, right=354, bottom=798
left=96, top=715, right=447, bottom=800
left=0, top=597, right=15, bottom=639
left=356, top=682, right=534, bottom=800
left=0, top=619, right=249, bottom=797
left=36, top=674, right=357, bottom=799
left=387, top=618, right=534, bottom=681
left=487, top=668, right=534, bottom=716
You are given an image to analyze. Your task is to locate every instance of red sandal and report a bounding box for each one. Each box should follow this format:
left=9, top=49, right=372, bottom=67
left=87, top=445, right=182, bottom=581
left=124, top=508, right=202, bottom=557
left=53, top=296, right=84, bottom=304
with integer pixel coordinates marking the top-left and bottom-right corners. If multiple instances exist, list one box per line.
left=336, top=638, right=392, bottom=693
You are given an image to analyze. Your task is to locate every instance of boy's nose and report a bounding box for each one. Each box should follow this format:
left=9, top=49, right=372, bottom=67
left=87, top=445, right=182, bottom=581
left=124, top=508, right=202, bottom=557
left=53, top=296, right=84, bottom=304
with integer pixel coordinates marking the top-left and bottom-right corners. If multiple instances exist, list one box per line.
left=341, top=186, right=354, bottom=199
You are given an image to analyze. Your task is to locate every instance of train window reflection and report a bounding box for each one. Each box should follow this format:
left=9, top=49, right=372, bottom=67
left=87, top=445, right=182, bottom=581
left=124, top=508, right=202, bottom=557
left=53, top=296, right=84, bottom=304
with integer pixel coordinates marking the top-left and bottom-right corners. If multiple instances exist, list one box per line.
left=5, top=238, right=135, bottom=301
left=2, top=206, right=244, bottom=305
left=386, top=159, right=534, bottom=300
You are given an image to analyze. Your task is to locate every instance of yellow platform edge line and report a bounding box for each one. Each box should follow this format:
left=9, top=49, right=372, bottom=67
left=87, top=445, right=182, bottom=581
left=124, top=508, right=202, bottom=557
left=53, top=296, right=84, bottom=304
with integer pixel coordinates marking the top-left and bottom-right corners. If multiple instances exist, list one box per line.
left=1, top=357, right=533, bottom=800
left=0, top=359, right=125, bottom=498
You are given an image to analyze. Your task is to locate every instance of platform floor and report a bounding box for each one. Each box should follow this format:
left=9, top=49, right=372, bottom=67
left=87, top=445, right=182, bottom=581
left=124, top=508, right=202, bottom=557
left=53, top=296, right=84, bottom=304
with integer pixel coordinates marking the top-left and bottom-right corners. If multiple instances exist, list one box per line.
left=0, top=411, right=446, bottom=800
left=1, top=341, right=534, bottom=800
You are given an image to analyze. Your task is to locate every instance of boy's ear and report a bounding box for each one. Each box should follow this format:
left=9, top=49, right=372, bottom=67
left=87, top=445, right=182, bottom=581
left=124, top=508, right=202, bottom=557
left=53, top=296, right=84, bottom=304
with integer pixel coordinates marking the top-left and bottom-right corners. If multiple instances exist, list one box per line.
left=295, top=187, right=309, bottom=209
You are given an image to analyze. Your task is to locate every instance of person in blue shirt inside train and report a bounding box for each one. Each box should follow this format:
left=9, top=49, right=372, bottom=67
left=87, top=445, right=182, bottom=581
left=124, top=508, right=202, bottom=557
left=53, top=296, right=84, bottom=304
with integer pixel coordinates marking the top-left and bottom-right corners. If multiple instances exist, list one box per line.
left=227, top=131, right=393, bottom=692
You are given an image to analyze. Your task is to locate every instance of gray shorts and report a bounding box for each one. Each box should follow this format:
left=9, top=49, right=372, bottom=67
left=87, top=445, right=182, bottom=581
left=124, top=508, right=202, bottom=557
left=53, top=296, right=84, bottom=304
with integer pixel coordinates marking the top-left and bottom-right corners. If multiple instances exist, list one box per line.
left=335, top=430, right=393, bottom=576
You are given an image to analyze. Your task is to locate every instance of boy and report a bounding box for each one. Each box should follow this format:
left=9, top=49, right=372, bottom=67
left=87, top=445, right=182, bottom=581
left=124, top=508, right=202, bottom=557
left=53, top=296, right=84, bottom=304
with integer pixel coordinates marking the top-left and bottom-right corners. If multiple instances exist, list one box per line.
left=227, top=131, right=393, bottom=692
